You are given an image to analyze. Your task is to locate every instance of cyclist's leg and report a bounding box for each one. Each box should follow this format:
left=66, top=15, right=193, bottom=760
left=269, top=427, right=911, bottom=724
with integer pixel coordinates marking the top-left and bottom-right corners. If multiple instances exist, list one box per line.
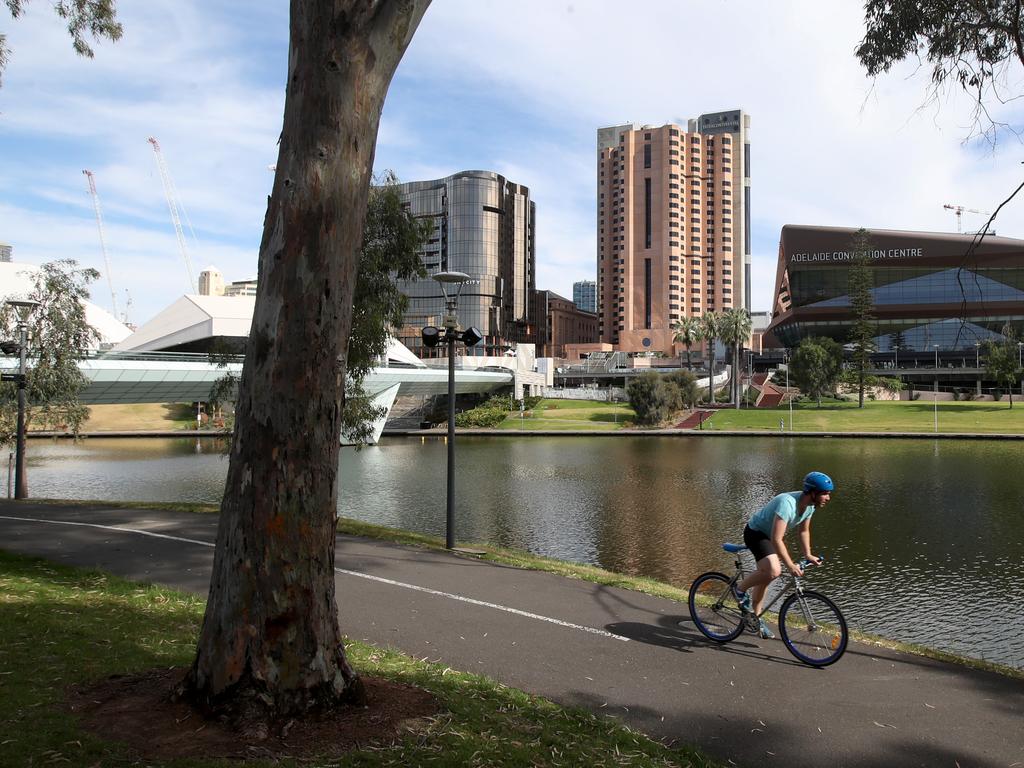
left=739, top=554, right=781, bottom=612
left=748, top=555, right=781, bottom=615
left=736, top=526, right=780, bottom=607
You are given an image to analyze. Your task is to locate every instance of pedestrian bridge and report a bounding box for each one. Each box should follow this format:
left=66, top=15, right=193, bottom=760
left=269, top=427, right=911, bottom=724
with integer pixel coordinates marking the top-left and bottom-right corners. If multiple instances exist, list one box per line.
left=0, top=351, right=516, bottom=443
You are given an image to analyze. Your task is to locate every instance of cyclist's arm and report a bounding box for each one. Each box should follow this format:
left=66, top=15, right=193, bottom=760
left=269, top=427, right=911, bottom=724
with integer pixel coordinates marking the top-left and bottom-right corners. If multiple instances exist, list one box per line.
left=771, top=516, right=801, bottom=576
left=797, top=518, right=819, bottom=564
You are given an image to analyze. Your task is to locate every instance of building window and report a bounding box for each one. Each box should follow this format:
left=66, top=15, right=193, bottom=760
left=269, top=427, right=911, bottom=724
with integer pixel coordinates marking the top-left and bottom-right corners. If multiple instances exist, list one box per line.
left=644, top=258, right=652, bottom=329
left=644, top=178, right=652, bottom=249
left=644, top=143, right=651, bottom=168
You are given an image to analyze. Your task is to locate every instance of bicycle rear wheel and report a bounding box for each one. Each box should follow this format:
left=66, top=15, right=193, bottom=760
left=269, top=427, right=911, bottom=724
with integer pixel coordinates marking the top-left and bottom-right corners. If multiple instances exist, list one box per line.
left=778, top=590, right=848, bottom=667
left=688, top=571, right=744, bottom=642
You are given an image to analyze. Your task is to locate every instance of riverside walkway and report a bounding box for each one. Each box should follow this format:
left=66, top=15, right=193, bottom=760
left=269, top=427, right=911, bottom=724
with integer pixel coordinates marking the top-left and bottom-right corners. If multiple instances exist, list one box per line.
left=1, top=500, right=1021, bottom=767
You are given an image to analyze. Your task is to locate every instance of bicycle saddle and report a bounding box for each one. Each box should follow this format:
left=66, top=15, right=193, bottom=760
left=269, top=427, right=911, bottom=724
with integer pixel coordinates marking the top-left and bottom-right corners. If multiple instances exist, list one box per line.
left=722, top=542, right=748, bottom=553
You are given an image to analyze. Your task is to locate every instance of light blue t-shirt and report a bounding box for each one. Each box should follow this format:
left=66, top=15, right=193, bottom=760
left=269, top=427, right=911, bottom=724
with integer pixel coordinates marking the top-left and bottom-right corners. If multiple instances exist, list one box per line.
left=748, top=491, right=815, bottom=536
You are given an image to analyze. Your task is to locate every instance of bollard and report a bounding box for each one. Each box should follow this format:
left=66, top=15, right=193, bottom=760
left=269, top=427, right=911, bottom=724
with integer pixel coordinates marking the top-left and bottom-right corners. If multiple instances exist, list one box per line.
left=780, top=419, right=784, bottom=433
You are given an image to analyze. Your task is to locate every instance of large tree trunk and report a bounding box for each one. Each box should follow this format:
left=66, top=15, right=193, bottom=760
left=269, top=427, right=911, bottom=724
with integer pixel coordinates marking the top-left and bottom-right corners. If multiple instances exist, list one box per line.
left=182, top=0, right=430, bottom=724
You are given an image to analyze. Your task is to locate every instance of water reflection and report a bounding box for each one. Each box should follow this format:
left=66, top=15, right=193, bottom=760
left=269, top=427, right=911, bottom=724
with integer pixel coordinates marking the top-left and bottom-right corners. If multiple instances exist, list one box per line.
left=22, top=434, right=1024, bottom=669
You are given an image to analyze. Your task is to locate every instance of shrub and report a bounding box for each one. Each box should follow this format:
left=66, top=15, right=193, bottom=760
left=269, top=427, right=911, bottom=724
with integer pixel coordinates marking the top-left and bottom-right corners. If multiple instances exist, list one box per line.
left=662, top=370, right=700, bottom=409
left=627, top=372, right=674, bottom=426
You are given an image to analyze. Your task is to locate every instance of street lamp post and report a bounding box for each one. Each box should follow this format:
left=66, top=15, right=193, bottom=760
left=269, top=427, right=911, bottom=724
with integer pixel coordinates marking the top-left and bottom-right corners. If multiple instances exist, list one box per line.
left=974, top=342, right=980, bottom=369
left=933, top=344, right=939, bottom=433
left=783, top=349, right=793, bottom=432
left=893, top=344, right=899, bottom=369
left=4, top=299, right=39, bottom=499
left=421, top=272, right=483, bottom=550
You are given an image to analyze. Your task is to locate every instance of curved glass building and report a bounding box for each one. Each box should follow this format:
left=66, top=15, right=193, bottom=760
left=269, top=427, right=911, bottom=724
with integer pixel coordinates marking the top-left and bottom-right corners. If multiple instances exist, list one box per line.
left=394, top=171, right=535, bottom=357
left=767, top=225, right=1024, bottom=352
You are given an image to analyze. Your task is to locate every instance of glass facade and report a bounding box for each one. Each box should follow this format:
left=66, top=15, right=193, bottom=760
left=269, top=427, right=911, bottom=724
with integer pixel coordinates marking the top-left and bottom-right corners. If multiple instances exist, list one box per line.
left=394, top=171, right=536, bottom=357
left=573, top=280, right=597, bottom=313
left=768, top=226, right=1024, bottom=352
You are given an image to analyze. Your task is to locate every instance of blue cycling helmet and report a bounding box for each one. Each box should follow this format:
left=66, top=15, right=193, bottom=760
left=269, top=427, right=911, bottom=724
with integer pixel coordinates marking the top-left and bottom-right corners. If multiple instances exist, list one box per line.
left=803, top=471, right=834, bottom=493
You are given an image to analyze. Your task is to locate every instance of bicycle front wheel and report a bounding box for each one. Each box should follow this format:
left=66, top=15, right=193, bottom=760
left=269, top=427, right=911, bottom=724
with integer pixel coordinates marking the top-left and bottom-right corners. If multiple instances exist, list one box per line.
left=688, top=571, right=744, bottom=643
left=778, top=590, right=848, bottom=667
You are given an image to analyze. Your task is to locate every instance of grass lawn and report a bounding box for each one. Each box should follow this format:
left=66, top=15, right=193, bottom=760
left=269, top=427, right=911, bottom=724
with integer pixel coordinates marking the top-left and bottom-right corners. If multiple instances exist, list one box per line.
left=0, top=550, right=718, bottom=767
left=75, top=403, right=198, bottom=432
left=496, top=398, right=634, bottom=430
left=703, top=399, right=1024, bottom=434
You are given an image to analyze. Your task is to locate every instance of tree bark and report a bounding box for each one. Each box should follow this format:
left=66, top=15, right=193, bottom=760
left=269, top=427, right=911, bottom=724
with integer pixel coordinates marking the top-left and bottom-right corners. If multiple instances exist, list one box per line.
left=182, top=0, right=430, bottom=723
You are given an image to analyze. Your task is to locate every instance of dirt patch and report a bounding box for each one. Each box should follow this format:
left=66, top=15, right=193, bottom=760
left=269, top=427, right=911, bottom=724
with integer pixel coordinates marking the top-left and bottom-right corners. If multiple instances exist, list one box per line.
left=67, top=667, right=440, bottom=761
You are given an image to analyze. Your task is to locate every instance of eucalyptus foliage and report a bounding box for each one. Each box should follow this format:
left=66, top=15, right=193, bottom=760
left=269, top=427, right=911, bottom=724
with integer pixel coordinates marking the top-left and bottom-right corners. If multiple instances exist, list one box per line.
left=1, top=0, right=122, bottom=86
left=0, top=260, right=100, bottom=444
left=857, top=0, right=1024, bottom=143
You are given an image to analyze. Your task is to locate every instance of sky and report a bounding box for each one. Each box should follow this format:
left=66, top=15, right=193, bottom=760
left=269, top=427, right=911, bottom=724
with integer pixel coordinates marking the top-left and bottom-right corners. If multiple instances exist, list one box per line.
left=2, top=1, right=1023, bottom=328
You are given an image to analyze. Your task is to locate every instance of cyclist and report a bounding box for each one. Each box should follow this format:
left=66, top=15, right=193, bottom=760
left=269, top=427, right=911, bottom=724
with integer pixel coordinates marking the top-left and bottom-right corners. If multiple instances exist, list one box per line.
left=733, top=471, right=834, bottom=639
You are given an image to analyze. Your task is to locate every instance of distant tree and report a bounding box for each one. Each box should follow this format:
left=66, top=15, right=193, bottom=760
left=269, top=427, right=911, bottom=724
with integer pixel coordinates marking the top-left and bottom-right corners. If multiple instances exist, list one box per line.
left=663, top=369, right=700, bottom=410
left=1, top=1, right=122, bottom=86
left=720, top=308, right=753, bottom=410
left=984, top=327, right=1023, bottom=408
left=671, top=316, right=701, bottom=371
left=791, top=336, right=844, bottom=407
left=0, top=260, right=101, bottom=495
left=699, top=311, right=722, bottom=403
left=847, top=228, right=876, bottom=408
left=626, top=371, right=674, bottom=426
left=341, top=171, right=431, bottom=442
left=856, top=0, right=1024, bottom=143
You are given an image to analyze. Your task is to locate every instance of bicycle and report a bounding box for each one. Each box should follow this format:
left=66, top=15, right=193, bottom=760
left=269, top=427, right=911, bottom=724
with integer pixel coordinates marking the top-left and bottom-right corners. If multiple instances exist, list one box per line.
left=687, top=542, right=848, bottom=667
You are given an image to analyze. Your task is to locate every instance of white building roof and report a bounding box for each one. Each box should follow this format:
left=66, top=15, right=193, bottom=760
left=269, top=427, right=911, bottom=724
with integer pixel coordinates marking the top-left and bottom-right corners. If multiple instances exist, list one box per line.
left=115, top=292, right=426, bottom=367
left=113, top=294, right=256, bottom=352
left=0, top=261, right=132, bottom=347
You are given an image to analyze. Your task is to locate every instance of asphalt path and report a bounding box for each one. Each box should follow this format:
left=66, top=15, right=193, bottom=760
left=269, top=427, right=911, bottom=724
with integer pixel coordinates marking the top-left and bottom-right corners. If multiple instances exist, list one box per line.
left=1, top=500, right=1021, bottom=768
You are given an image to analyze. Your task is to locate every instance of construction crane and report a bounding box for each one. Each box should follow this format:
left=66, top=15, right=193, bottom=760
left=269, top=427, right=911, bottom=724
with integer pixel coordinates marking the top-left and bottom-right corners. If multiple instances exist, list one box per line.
left=943, top=203, right=993, bottom=233
left=148, top=136, right=197, bottom=292
left=82, top=170, right=119, bottom=318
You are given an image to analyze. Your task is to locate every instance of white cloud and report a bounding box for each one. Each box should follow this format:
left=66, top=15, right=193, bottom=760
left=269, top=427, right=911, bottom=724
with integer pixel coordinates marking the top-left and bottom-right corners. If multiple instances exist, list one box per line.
left=2, top=0, right=1022, bottom=329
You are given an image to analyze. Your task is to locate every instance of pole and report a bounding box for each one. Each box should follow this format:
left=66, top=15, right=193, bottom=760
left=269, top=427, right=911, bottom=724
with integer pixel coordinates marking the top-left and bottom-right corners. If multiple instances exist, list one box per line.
left=786, top=357, right=792, bottom=431
left=14, top=321, right=28, bottom=499
left=933, top=346, right=938, bottom=434
left=446, top=330, right=456, bottom=549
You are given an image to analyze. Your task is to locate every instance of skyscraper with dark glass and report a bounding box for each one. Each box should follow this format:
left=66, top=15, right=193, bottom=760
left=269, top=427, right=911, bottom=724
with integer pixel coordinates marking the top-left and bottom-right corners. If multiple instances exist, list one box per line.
left=573, top=280, right=597, bottom=313
left=394, top=171, right=536, bottom=357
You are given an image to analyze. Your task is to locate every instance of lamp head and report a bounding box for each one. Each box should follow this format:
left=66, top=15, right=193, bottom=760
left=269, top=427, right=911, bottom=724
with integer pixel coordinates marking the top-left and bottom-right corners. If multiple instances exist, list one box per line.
left=421, top=326, right=442, bottom=348
left=5, top=299, right=39, bottom=323
left=461, top=326, right=483, bottom=347
left=432, top=271, right=472, bottom=303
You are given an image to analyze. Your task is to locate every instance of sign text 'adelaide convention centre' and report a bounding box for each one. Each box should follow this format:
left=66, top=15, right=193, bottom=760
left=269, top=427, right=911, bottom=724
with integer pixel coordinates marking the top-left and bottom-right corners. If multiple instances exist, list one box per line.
left=790, top=247, right=925, bottom=263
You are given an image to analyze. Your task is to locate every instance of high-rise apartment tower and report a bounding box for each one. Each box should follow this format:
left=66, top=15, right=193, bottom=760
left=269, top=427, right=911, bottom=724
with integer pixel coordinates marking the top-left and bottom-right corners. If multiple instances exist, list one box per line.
left=596, top=111, right=751, bottom=352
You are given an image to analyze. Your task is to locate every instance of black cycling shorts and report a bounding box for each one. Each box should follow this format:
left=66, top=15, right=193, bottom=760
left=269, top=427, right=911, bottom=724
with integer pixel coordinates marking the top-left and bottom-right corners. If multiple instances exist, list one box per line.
left=743, top=525, right=776, bottom=562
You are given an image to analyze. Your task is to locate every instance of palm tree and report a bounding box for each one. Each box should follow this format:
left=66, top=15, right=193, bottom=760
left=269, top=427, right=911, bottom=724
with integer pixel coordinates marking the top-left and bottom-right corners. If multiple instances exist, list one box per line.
left=671, top=316, right=701, bottom=371
left=700, top=311, right=722, bottom=403
left=720, top=308, right=754, bottom=409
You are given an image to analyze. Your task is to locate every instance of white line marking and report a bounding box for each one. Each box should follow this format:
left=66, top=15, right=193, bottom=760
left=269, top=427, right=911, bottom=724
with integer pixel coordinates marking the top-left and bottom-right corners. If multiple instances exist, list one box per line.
left=334, top=567, right=629, bottom=642
left=0, top=514, right=214, bottom=547
left=0, top=514, right=629, bottom=643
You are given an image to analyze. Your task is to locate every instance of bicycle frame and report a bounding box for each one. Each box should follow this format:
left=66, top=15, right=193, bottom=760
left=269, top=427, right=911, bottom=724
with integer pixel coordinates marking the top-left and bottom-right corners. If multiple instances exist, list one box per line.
left=725, top=551, right=808, bottom=620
